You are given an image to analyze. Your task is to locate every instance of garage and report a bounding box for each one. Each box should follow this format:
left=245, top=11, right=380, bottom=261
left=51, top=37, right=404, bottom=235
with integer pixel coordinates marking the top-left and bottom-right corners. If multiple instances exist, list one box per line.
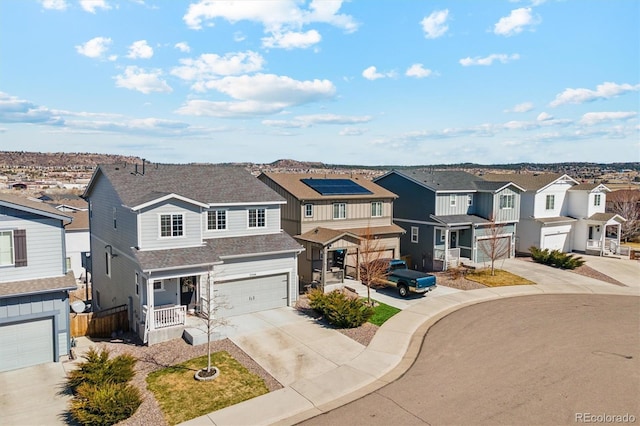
left=0, top=317, right=55, bottom=372
left=476, top=236, right=512, bottom=263
left=543, top=232, right=571, bottom=252
left=213, top=273, right=289, bottom=317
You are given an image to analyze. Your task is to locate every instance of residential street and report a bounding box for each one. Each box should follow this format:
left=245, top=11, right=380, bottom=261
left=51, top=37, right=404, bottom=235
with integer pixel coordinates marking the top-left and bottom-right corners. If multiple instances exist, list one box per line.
left=299, top=293, right=640, bottom=426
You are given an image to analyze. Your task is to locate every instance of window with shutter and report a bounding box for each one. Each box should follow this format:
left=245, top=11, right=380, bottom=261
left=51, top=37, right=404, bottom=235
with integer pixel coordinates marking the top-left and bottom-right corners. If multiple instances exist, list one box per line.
left=14, top=229, right=27, bottom=267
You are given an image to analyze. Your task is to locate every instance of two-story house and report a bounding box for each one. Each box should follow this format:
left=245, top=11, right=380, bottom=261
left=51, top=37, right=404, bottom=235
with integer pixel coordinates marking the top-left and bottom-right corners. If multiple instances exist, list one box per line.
left=482, top=173, right=625, bottom=256
left=83, top=163, right=303, bottom=345
left=374, top=170, right=524, bottom=271
left=258, top=173, right=404, bottom=288
left=0, top=194, right=76, bottom=372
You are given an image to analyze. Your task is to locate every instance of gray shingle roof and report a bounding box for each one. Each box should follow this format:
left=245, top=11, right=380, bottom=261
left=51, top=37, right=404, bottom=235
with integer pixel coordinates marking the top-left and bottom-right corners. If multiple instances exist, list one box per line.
left=0, top=193, right=72, bottom=221
left=482, top=173, right=567, bottom=191
left=431, top=214, right=491, bottom=226
left=535, top=216, right=577, bottom=224
left=388, top=170, right=516, bottom=192
left=92, top=163, right=285, bottom=208
left=0, top=272, right=76, bottom=299
left=134, top=232, right=303, bottom=271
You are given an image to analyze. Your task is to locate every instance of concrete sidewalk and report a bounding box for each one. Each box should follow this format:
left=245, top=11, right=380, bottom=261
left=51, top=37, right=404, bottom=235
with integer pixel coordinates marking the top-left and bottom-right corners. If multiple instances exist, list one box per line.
left=181, top=257, right=639, bottom=426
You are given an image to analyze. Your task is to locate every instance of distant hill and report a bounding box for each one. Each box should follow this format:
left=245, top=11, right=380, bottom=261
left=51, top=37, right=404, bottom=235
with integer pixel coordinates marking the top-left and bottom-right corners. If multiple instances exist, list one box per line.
left=0, top=151, right=638, bottom=173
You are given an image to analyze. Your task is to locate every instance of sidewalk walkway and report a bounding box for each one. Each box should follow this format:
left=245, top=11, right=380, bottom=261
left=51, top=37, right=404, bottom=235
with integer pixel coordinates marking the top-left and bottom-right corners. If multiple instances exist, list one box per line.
left=181, top=257, right=639, bottom=426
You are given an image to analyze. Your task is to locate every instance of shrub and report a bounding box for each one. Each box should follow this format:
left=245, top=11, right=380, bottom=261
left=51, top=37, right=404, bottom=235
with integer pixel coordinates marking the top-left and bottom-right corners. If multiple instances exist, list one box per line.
left=529, top=246, right=585, bottom=270
left=67, top=347, right=136, bottom=392
left=67, top=348, right=140, bottom=425
left=70, top=382, right=141, bottom=426
left=308, top=289, right=374, bottom=328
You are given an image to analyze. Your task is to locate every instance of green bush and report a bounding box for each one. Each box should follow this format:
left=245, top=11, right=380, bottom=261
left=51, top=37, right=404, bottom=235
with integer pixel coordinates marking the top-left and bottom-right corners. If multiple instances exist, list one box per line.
left=70, top=382, right=142, bottom=426
left=308, top=289, right=374, bottom=328
left=67, top=347, right=136, bottom=392
left=67, top=348, right=140, bottom=425
left=529, top=246, right=585, bottom=270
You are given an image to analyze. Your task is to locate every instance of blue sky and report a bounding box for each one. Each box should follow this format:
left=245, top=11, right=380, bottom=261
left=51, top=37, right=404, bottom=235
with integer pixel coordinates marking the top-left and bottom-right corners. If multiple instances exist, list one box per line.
left=0, top=0, right=638, bottom=166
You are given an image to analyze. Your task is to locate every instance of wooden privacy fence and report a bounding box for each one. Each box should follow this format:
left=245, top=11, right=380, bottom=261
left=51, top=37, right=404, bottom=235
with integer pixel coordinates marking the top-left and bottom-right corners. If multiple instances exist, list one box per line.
left=70, top=304, right=129, bottom=338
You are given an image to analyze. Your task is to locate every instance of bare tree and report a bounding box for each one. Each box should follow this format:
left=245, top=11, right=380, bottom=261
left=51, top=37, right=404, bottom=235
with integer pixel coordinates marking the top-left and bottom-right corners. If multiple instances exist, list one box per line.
left=607, top=190, right=640, bottom=242
left=358, top=226, right=390, bottom=305
left=477, top=220, right=511, bottom=276
left=195, top=268, right=230, bottom=378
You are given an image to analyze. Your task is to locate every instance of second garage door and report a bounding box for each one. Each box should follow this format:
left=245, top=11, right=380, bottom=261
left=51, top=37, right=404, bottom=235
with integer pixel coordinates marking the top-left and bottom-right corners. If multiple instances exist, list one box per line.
left=0, top=318, right=54, bottom=372
left=543, top=232, right=571, bottom=252
left=213, top=273, right=289, bottom=318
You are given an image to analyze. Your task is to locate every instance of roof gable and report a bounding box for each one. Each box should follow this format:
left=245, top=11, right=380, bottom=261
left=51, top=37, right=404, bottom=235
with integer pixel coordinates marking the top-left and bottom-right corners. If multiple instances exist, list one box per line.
left=482, top=173, right=578, bottom=192
left=0, top=193, right=72, bottom=222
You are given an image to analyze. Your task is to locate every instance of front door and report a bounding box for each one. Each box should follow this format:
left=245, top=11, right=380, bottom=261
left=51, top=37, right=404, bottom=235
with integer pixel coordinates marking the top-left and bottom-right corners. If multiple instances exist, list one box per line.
left=180, top=276, right=196, bottom=308
left=450, top=231, right=458, bottom=249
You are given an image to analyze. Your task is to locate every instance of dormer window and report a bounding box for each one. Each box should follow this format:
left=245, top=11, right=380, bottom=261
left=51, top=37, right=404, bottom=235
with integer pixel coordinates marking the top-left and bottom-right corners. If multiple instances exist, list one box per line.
left=500, top=194, right=514, bottom=209
left=450, top=194, right=456, bottom=207
left=160, top=214, right=184, bottom=237
left=207, top=210, right=227, bottom=230
left=248, top=208, right=266, bottom=228
left=594, top=194, right=601, bottom=206
left=545, top=195, right=555, bottom=210
left=467, top=194, right=473, bottom=206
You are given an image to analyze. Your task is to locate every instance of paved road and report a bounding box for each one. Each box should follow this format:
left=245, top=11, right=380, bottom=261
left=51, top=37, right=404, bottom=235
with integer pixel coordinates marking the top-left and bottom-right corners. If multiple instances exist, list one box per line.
left=299, top=294, right=640, bottom=426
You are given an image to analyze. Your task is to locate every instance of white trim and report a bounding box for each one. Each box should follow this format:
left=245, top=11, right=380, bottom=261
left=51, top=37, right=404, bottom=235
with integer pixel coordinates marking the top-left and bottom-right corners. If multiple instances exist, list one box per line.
left=410, top=226, right=419, bottom=243
left=393, top=217, right=442, bottom=226
left=153, top=280, right=165, bottom=291
left=304, top=203, right=313, bottom=218
left=0, top=229, right=15, bottom=266
left=535, top=174, right=580, bottom=193
left=206, top=209, right=228, bottom=231
left=208, top=201, right=285, bottom=207
left=132, top=193, right=209, bottom=211
left=220, top=247, right=304, bottom=260
left=158, top=212, right=185, bottom=238
left=332, top=202, right=347, bottom=220
left=371, top=201, right=383, bottom=217
left=247, top=207, right=267, bottom=229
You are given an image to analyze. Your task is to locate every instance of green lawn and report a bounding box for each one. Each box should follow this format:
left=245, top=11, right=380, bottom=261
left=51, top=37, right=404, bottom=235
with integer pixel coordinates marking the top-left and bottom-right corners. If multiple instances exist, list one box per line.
left=146, top=351, right=269, bottom=425
left=368, top=300, right=401, bottom=326
left=465, top=268, right=535, bottom=287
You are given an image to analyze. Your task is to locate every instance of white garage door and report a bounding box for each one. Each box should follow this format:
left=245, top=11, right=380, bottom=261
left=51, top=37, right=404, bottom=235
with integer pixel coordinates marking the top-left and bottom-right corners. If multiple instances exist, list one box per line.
left=476, top=236, right=512, bottom=263
left=213, top=274, right=288, bottom=318
left=543, top=233, right=570, bottom=252
left=0, top=318, right=54, bottom=372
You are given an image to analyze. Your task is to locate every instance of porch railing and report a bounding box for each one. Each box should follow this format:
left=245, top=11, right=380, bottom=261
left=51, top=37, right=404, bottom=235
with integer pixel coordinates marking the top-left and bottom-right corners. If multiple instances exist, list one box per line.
left=587, top=238, right=617, bottom=251
left=434, top=247, right=460, bottom=262
left=152, top=305, right=186, bottom=329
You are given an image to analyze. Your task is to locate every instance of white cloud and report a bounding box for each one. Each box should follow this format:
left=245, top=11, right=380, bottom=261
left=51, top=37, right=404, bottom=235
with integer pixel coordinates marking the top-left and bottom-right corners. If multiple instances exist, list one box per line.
left=406, top=64, right=433, bottom=78
left=459, top=53, right=520, bottom=66
left=0, top=92, right=63, bottom=125
left=183, top=0, right=358, bottom=34
left=420, top=9, right=449, bottom=39
left=75, top=37, right=112, bottom=59
left=175, top=42, right=191, bottom=53
left=263, top=114, right=371, bottom=128
left=176, top=100, right=288, bottom=118
left=171, top=51, right=265, bottom=83
left=40, top=0, right=68, bottom=10
left=127, top=40, right=154, bottom=59
left=362, top=66, right=395, bottom=80
left=114, top=66, right=172, bottom=94
left=550, top=82, right=640, bottom=107
left=339, top=127, right=366, bottom=136
left=494, top=7, right=539, bottom=36
left=537, top=112, right=553, bottom=121
left=79, top=0, right=111, bottom=14
left=262, top=29, right=321, bottom=49
left=505, top=102, right=534, bottom=113
left=580, top=111, right=637, bottom=126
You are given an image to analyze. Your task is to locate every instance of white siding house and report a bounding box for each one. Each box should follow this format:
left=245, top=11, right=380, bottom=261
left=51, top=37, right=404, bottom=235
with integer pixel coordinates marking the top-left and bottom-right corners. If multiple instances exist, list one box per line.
left=83, top=163, right=303, bottom=345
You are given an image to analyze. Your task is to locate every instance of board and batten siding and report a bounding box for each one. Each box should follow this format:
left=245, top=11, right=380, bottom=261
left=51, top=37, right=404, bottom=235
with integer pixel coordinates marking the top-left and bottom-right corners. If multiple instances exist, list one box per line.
left=374, top=173, right=436, bottom=221
left=299, top=199, right=394, bottom=234
left=87, top=174, right=138, bottom=254
left=0, top=291, right=70, bottom=359
left=493, top=188, right=521, bottom=223
left=434, top=193, right=475, bottom=216
left=0, top=208, right=66, bottom=282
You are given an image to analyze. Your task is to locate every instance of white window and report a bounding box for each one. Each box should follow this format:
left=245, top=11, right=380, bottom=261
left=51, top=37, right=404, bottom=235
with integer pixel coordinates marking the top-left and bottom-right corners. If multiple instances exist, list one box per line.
left=411, top=226, right=419, bottom=243
left=371, top=201, right=383, bottom=217
left=113, top=207, right=117, bottom=229
left=207, top=210, right=227, bottom=230
left=135, top=272, right=139, bottom=296
left=0, top=230, right=14, bottom=266
left=160, top=214, right=184, bottom=237
left=594, top=194, right=601, bottom=206
left=304, top=204, right=313, bottom=218
left=545, top=195, right=555, bottom=210
left=333, top=203, right=346, bottom=220
left=467, top=194, right=473, bottom=207
left=248, top=208, right=266, bottom=228
left=153, top=281, right=164, bottom=291
left=66, top=257, right=72, bottom=271
left=500, top=194, right=514, bottom=209
left=450, top=194, right=456, bottom=207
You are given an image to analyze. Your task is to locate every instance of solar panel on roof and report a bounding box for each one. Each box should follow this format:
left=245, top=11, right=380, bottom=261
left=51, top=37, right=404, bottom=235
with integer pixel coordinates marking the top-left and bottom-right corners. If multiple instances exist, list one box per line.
left=301, top=178, right=373, bottom=195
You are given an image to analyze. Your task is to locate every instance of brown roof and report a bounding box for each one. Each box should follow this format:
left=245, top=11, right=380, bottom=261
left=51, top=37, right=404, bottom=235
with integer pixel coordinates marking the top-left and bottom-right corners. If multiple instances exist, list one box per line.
left=569, top=183, right=609, bottom=191
left=588, top=212, right=625, bottom=223
left=482, top=173, right=569, bottom=191
left=65, top=210, right=89, bottom=231
left=0, top=193, right=72, bottom=221
left=535, top=216, right=577, bottom=224
left=295, top=227, right=361, bottom=245
left=0, top=272, right=76, bottom=299
left=347, top=224, right=406, bottom=237
left=260, top=172, right=398, bottom=201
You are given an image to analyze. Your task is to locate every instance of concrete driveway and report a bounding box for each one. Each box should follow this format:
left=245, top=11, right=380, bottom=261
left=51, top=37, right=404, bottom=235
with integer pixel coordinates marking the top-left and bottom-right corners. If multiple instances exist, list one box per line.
left=0, top=361, right=72, bottom=425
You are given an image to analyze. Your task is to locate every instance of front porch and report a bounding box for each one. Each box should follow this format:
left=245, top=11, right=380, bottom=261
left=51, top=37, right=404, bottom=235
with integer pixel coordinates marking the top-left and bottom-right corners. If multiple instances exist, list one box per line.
left=583, top=213, right=626, bottom=256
